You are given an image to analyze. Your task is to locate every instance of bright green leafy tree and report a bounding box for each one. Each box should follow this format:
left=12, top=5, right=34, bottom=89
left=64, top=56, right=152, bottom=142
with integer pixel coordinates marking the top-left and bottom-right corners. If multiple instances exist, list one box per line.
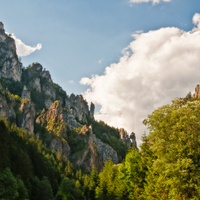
left=143, top=98, right=200, bottom=199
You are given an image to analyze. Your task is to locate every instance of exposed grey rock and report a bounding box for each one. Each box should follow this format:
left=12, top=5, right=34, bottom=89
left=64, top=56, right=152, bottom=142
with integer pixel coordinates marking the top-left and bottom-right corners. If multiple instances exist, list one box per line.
left=41, top=70, right=52, bottom=83
left=0, top=22, right=22, bottom=81
left=89, top=102, right=95, bottom=120
left=119, top=128, right=137, bottom=148
left=21, top=85, right=31, bottom=100
left=50, top=138, right=70, bottom=159
left=44, top=99, right=53, bottom=109
left=0, top=22, right=4, bottom=31
left=75, top=125, right=104, bottom=172
left=130, top=132, right=137, bottom=148
left=0, top=83, right=16, bottom=121
left=66, top=110, right=83, bottom=129
left=92, top=132, right=118, bottom=164
left=18, top=99, right=35, bottom=135
left=29, top=78, right=41, bottom=92
left=27, top=63, right=43, bottom=78
left=69, top=94, right=89, bottom=123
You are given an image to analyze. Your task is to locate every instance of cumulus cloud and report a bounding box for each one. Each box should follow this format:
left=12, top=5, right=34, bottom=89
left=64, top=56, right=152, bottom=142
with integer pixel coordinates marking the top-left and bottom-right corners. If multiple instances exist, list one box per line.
left=193, top=13, right=200, bottom=30
left=11, top=34, right=42, bottom=56
left=80, top=13, right=200, bottom=145
left=129, top=0, right=171, bottom=4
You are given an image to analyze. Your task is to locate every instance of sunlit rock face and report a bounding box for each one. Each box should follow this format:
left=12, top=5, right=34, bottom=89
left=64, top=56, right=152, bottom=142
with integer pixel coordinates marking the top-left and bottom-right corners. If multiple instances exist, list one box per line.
left=119, top=128, right=137, bottom=148
left=0, top=22, right=22, bottom=81
left=193, top=83, right=200, bottom=98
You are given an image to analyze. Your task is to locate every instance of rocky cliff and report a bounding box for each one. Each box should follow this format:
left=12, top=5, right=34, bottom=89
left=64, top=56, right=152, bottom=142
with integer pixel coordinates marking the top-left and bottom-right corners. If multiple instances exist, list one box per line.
left=0, top=22, right=22, bottom=81
left=0, top=21, right=137, bottom=172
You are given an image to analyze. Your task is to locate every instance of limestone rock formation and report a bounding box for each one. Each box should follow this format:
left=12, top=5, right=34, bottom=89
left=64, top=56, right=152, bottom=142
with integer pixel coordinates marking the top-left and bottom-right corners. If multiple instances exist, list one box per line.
left=26, top=63, right=56, bottom=101
left=75, top=125, right=104, bottom=172
left=44, top=99, right=53, bottom=109
left=29, top=77, right=41, bottom=92
left=92, top=133, right=118, bottom=164
left=65, top=94, right=95, bottom=125
left=193, top=83, right=200, bottom=98
left=0, top=83, right=16, bottom=121
left=119, top=128, right=137, bottom=148
left=40, top=70, right=56, bottom=100
left=89, top=102, right=95, bottom=120
left=18, top=99, right=35, bottom=135
left=50, top=138, right=70, bottom=159
left=21, top=85, right=31, bottom=100
left=36, top=100, right=68, bottom=136
left=36, top=100, right=71, bottom=157
left=0, top=22, right=22, bottom=81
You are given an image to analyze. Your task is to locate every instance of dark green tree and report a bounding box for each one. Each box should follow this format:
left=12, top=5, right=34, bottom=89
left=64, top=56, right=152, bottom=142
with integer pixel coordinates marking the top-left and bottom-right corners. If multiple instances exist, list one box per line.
left=39, top=176, right=53, bottom=200
left=55, top=177, right=84, bottom=200
left=16, top=176, right=29, bottom=200
left=0, top=168, right=18, bottom=200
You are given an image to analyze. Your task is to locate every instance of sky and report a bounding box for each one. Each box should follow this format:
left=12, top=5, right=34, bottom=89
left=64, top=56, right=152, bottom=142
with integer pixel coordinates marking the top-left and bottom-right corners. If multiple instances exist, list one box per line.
left=1, top=0, right=200, bottom=145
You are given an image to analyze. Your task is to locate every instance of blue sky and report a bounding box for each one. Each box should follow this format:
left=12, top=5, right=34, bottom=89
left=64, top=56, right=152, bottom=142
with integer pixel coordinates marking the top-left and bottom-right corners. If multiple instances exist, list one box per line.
left=1, top=0, right=200, bottom=143
left=1, top=0, right=199, bottom=94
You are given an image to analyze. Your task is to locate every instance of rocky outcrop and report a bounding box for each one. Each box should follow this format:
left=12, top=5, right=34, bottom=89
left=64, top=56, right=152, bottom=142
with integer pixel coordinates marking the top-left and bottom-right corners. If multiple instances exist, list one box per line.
left=193, top=83, right=200, bottom=98
left=89, top=102, right=95, bottom=120
left=92, top=133, right=118, bottom=164
left=36, top=100, right=71, bottom=158
left=65, top=94, right=95, bottom=125
left=29, top=77, right=41, bottom=92
left=18, top=99, right=35, bottom=135
left=41, top=70, right=56, bottom=100
left=21, top=85, right=31, bottom=100
left=26, top=63, right=56, bottom=101
left=0, top=83, right=16, bottom=121
left=36, top=100, right=68, bottom=137
left=50, top=138, right=70, bottom=159
left=119, top=128, right=137, bottom=148
left=44, top=99, right=53, bottom=109
left=75, top=125, right=104, bottom=172
left=66, top=94, right=89, bottom=123
left=0, top=22, right=22, bottom=81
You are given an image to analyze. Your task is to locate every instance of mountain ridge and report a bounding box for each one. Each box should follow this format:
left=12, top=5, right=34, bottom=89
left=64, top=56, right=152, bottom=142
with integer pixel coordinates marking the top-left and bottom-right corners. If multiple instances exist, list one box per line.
left=0, top=21, right=137, bottom=172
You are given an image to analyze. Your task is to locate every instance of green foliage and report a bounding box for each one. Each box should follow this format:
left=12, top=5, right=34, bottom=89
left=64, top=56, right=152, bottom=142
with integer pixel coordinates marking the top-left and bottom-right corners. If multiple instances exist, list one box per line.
left=143, top=98, right=200, bottom=199
left=55, top=177, right=84, bottom=200
left=96, top=160, right=118, bottom=200
left=0, top=168, right=18, bottom=200
left=2, top=78, right=24, bottom=97
left=0, top=119, right=63, bottom=199
left=16, top=176, right=29, bottom=200
left=39, top=176, right=54, bottom=200
left=53, top=83, right=68, bottom=103
left=66, top=128, right=88, bottom=155
left=88, top=166, right=99, bottom=200
left=118, top=149, right=145, bottom=200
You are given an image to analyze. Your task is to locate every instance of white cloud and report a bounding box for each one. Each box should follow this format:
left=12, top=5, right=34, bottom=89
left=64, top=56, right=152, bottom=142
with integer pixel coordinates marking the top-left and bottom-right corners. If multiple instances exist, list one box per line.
left=80, top=13, right=200, bottom=146
left=129, top=0, right=171, bottom=4
left=193, top=13, right=200, bottom=30
left=11, top=34, right=42, bottom=57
